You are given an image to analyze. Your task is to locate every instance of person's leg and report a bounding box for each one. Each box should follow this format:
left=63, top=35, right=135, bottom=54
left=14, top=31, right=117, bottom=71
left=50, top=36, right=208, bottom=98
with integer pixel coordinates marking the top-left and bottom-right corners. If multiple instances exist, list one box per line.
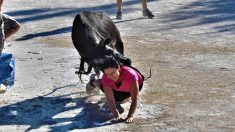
left=0, top=14, right=4, bottom=55
left=2, top=14, right=20, bottom=39
left=113, top=84, right=143, bottom=114
left=91, top=79, right=125, bottom=114
left=116, top=0, right=123, bottom=19
left=113, top=90, right=130, bottom=102
left=117, top=0, right=122, bottom=12
left=88, top=76, right=130, bottom=102
left=141, top=0, right=148, bottom=10
left=141, top=0, right=154, bottom=18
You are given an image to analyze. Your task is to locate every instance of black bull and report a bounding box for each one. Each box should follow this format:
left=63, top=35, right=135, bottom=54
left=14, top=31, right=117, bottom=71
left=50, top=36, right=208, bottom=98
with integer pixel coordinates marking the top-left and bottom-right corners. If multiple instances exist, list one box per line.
left=72, top=11, right=131, bottom=80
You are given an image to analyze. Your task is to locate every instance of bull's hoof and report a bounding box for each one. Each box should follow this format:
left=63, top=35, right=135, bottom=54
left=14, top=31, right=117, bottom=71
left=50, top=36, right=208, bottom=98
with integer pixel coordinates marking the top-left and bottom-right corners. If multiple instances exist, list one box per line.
left=75, top=71, right=84, bottom=74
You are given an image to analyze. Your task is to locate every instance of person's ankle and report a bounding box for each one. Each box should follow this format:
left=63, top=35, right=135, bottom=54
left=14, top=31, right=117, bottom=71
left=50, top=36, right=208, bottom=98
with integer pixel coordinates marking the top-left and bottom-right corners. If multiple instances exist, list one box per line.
left=143, top=8, right=154, bottom=18
left=142, top=7, right=148, bottom=11
left=116, top=11, right=122, bottom=19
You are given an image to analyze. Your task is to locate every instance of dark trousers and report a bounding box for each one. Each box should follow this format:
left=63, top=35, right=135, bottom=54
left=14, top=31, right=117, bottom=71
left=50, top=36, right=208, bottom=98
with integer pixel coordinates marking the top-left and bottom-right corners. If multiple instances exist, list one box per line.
left=100, top=84, right=143, bottom=102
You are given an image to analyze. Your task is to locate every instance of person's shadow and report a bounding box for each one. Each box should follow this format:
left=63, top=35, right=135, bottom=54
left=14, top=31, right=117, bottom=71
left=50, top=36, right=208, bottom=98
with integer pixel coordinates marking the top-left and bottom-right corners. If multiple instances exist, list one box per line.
left=0, top=85, right=116, bottom=131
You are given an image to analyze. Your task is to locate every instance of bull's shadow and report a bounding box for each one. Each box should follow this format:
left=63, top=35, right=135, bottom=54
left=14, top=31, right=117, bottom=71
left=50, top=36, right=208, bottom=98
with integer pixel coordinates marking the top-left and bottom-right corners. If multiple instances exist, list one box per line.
left=15, top=17, right=149, bottom=41
left=0, top=85, right=114, bottom=131
left=15, top=27, right=71, bottom=41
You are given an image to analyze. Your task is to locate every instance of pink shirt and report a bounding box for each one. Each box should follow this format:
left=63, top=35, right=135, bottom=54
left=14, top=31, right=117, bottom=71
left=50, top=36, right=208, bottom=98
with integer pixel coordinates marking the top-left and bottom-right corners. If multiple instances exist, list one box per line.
left=102, top=66, right=143, bottom=92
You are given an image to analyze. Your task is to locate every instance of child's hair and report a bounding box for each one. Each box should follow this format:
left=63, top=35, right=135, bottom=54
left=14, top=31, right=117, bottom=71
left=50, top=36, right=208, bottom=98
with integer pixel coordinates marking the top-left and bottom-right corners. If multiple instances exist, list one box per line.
left=94, top=55, right=120, bottom=72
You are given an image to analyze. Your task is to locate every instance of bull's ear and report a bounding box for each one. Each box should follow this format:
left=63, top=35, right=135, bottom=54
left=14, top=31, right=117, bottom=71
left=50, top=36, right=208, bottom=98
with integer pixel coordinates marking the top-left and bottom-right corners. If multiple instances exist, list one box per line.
left=100, top=38, right=111, bottom=46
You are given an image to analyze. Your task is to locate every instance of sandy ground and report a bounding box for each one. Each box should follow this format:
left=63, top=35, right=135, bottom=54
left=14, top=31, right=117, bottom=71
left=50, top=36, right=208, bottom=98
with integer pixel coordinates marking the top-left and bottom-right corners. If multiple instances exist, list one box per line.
left=0, top=0, right=235, bottom=131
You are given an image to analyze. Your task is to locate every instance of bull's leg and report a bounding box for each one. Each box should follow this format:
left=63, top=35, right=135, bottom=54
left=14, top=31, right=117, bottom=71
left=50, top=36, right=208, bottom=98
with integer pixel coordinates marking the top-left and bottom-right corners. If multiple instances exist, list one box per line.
left=75, top=58, right=94, bottom=82
left=75, top=58, right=85, bottom=74
left=84, top=65, right=92, bottom=74
left=75, top=58, right=86, bottom=82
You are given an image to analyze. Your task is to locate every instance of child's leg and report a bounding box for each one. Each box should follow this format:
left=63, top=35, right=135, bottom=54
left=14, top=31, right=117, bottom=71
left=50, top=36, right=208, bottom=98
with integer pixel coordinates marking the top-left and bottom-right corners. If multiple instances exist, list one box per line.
left=117, top=0, right=123, bottom=12
left=2, top=14, right=20, bottom=39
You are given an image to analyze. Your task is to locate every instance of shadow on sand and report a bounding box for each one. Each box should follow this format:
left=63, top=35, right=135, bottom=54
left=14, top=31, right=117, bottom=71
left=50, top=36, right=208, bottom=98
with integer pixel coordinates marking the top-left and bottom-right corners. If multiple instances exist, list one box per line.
left=12, top=0, right=235, bottom=41
left=0, top=84, right=115, bottom=131
left=15, top=27, right=72, bottom=41
left=157, top=0, right=235, bottom=33
left=15, top=17, right=149, bottom=41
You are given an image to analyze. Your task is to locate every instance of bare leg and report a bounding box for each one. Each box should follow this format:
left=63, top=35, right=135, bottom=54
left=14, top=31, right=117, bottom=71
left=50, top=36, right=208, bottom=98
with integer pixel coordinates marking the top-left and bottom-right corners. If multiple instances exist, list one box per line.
left=116, top=0, right=123, bottom=19
left=117, top=0, right=122, bottom=12
left=141, top=0, right=148, bottom=11
left=2, top=14, right=20, bottom=39
left=4, top=25, right=20, bottom=39
left=141, top=0, right=154, bottom=18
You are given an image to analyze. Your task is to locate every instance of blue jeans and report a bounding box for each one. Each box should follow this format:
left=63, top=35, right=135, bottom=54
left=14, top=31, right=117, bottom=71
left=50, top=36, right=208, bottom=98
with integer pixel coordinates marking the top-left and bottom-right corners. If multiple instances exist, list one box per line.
left=0, top=53, right=15, bottom=87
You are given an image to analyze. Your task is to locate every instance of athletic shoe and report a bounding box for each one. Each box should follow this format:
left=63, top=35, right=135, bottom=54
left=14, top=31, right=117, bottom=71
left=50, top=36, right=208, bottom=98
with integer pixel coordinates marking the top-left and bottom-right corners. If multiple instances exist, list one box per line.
left=116, top=11, right=122, bottom=19
left=143, top=8, right=154, bottom=18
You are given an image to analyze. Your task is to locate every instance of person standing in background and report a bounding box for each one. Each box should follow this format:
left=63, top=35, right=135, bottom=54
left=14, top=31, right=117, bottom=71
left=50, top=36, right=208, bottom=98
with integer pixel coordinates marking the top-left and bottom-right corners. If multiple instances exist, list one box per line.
left=0, top=0, right=5, bottom=55
left=116, top=0, right=154, bottom=19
